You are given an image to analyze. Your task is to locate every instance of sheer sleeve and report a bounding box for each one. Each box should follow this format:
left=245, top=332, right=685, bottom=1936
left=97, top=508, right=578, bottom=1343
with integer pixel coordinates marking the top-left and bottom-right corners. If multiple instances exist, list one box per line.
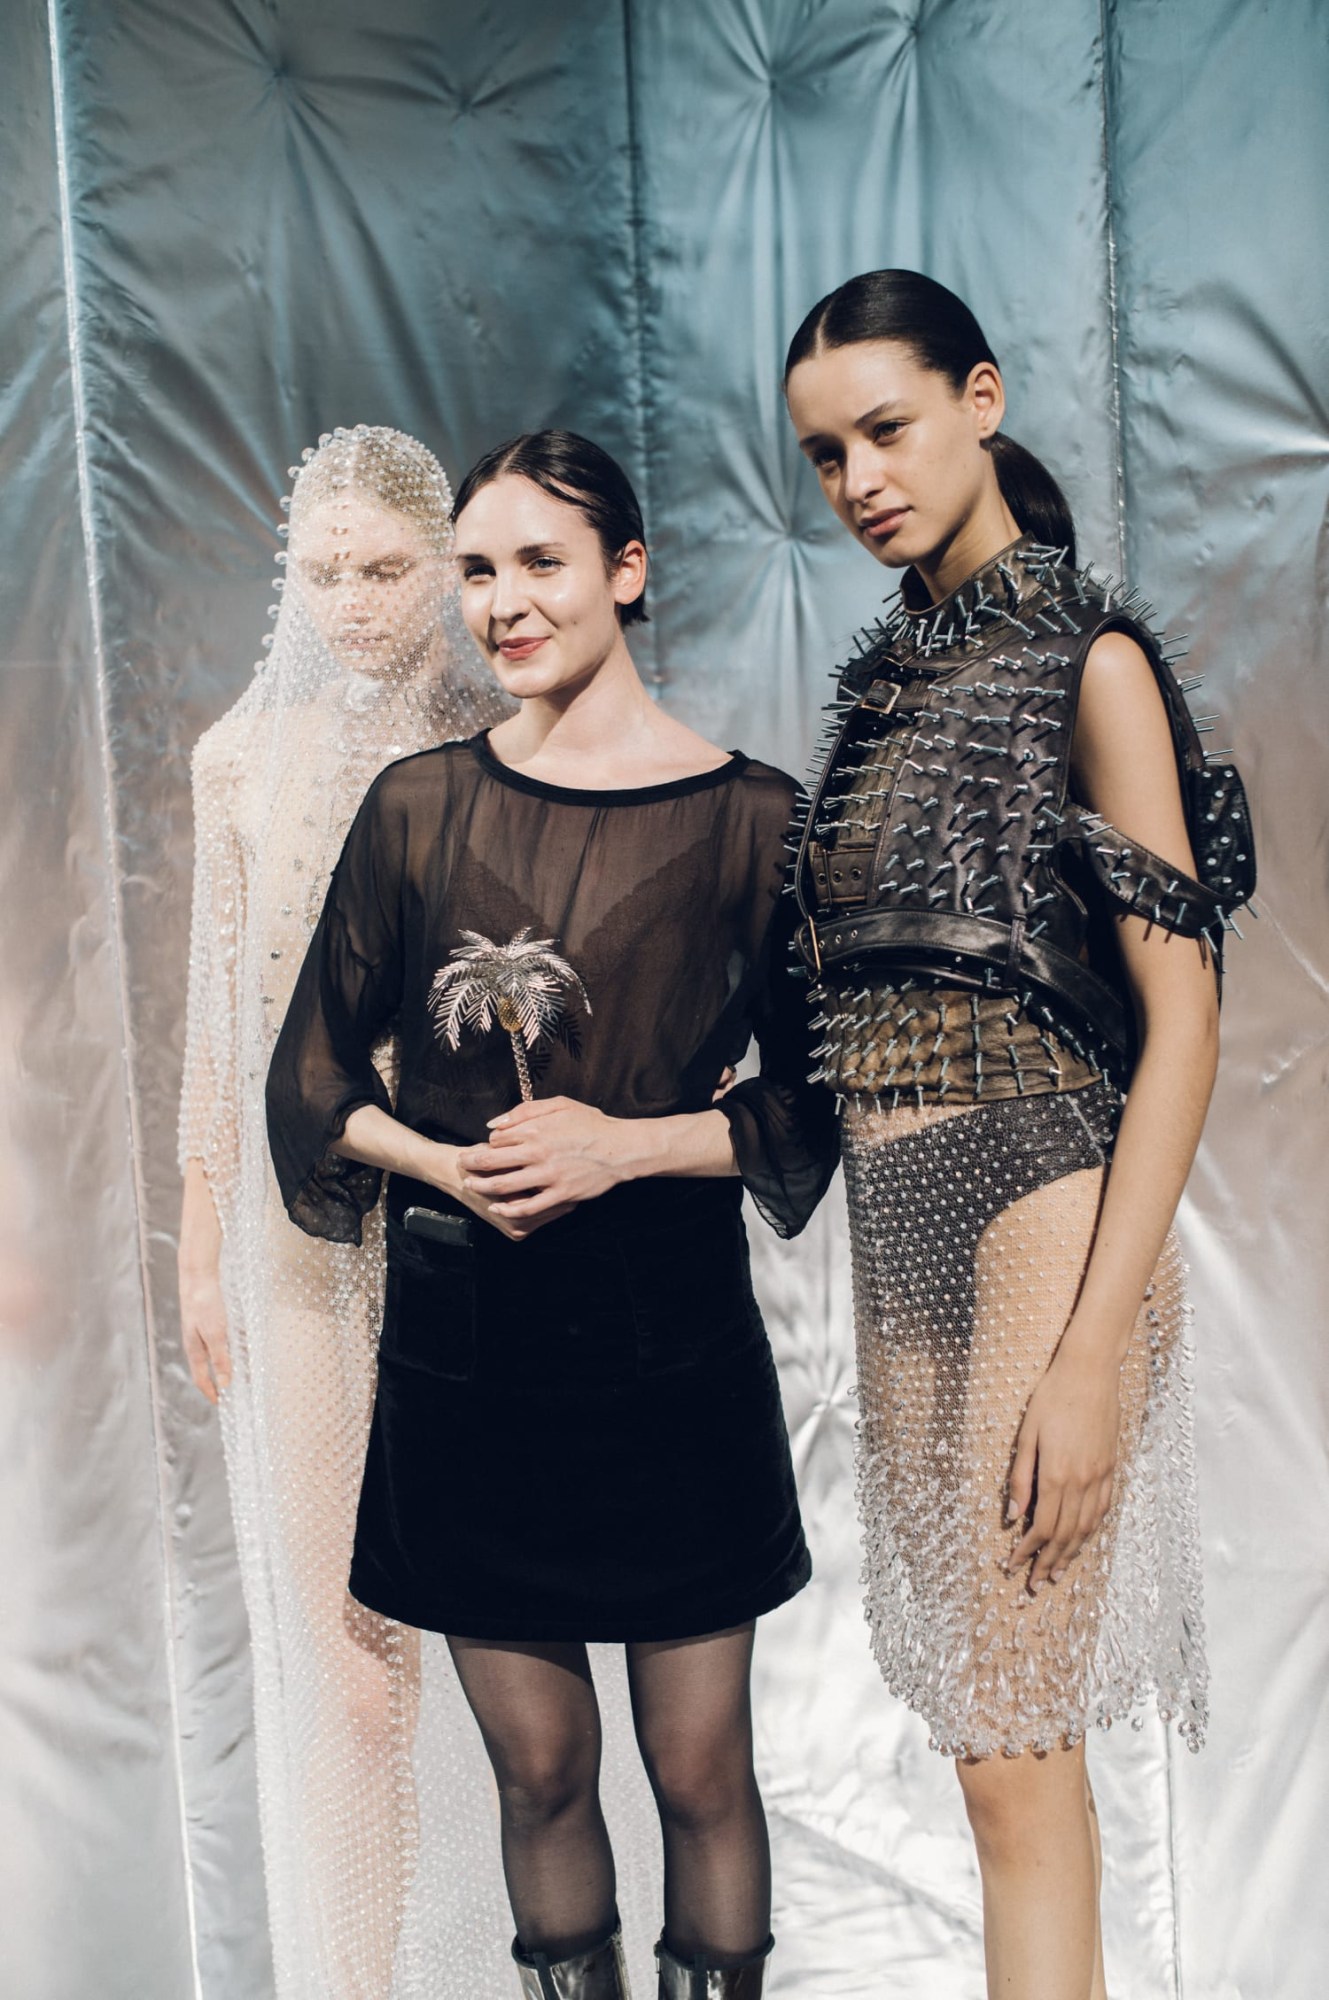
left=716, top=888, right=839, bottom=1239
left=266, top=771, right=407, bottom=1243
left=178, top=722, right=242, bottom=1194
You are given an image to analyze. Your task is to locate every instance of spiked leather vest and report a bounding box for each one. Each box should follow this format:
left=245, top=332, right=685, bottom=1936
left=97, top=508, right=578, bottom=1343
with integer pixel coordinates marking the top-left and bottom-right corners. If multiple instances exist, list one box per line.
left=793, top=539, right=1256, bottom=1083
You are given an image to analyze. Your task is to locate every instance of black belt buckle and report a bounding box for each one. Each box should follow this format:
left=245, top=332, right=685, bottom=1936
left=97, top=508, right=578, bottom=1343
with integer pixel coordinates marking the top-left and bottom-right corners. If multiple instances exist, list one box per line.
left=402, top=1205, right=475, bottom=1250
left=862, top=677, right=904, bottom=715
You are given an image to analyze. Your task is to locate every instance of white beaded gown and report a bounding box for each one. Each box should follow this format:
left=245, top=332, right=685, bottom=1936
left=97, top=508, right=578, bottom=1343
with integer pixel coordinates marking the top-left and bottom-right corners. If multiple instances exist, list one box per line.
left=179, top=428, right=662, bottom=1998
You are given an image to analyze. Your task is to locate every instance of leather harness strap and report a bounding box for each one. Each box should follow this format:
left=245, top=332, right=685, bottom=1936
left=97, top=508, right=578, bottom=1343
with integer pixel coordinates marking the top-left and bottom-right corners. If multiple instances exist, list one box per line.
left=796, top=908, right=1130, bottom=1065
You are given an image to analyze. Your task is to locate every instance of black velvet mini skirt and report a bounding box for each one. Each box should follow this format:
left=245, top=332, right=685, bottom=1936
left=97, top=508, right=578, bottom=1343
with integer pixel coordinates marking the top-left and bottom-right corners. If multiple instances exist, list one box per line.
left=348, top=1173, right=811, bottom=1642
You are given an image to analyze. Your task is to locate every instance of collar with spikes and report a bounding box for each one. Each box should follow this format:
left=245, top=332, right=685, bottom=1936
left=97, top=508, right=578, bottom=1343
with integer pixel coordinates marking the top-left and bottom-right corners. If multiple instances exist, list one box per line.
left=850, top=535, right=1078, bottom=675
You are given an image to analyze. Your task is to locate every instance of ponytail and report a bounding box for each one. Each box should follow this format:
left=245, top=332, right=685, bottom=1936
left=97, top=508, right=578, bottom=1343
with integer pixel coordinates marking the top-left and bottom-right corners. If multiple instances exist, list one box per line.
left=986, top=434, right=1076, bottom=566
left=786, top=269, right=1077, bottom=566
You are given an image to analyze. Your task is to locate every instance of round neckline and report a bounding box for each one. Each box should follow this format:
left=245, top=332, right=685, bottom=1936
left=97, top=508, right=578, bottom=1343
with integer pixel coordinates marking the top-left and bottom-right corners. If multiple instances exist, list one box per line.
left=471, top=732, right=749, bottom=806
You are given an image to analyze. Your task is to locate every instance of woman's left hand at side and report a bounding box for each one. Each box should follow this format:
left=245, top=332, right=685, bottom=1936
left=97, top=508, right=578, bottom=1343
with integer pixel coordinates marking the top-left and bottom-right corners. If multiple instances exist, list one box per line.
left=456, top=1096, right=631, bottom=1222
left=1007, top=1334, right=1123, bottom=1593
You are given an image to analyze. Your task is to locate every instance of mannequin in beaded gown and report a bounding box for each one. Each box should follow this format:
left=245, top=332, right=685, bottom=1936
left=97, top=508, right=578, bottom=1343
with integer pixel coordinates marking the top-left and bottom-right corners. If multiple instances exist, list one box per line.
left=178, top=428, right=662, bottom=1999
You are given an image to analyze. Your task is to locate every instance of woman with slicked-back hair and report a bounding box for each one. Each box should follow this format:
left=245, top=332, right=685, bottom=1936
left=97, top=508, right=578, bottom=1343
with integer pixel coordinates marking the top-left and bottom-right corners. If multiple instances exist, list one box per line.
left=783, top=272, right=1254, bottom=1996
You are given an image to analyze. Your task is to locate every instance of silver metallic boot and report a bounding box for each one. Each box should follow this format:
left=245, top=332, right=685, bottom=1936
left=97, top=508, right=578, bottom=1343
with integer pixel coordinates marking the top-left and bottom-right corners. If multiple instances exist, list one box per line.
left=654, top=1934, right=773, bottom=1998
left=513, top=1920, right=632, bottom=1999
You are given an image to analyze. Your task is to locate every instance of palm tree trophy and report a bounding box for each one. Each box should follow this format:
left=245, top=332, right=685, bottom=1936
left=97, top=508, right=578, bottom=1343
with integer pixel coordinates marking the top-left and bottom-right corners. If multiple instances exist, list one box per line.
left=428, top=928, right=591, bottom=1101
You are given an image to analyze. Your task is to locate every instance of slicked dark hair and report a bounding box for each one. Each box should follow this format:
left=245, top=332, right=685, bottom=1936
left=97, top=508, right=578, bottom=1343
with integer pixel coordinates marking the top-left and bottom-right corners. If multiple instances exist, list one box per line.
left=785, top=269, right=1076, bottom=564
left=452, top=429, right=649, bottom=625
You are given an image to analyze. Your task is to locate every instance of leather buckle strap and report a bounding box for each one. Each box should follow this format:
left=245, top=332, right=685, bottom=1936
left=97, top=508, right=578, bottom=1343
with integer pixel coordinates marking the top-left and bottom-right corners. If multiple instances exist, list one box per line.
left=861, top=677, right=905, bottom=714
left=808, top=908, right=1130, bottom=1064
left=806, top=840, right=875, bottom=907
left=791, top=697, right=859, bottom=944
left=792, top=674, right=938, bottom=967
left=861, top=673, right=941, bottom=716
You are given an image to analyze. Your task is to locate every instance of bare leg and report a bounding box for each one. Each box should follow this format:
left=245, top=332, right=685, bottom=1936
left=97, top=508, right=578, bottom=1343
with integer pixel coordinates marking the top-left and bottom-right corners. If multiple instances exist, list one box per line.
left=265, top=1237, right=423, bottom=1999
left=843, top=1099, right=1190, bottom=2000
left=447, top=1637, right=617, bottom=1959
left=957, top=1740, right=1100, bottom=2000
left=626, top=1622, right=771, bottom=1965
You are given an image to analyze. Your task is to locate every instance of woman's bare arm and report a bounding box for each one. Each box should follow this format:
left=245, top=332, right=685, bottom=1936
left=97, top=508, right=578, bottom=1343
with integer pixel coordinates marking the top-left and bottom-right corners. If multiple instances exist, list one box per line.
left=333, top=1102, right=578, bottom=1241
left=453, top=1100, right=739, bottom=1220
left=178, top=1158, right=231, bottom=1402
left=1010, top=630, right=1220, bottom=1588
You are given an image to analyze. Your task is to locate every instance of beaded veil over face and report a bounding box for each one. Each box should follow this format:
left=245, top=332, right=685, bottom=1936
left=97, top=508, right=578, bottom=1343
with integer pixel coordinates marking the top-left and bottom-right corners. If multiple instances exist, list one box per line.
left=181, top=425, right=511, bottom=1208
left=178, top=427, right=529, bottom=1996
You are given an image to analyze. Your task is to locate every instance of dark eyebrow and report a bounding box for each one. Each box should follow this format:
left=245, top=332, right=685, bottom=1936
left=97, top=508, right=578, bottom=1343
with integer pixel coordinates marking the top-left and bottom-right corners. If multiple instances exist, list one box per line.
left=455, top=542, right=570, bottom=565
left=854, top=398, right=907, bottom=428
left=797, top=399, right=908, bottom=456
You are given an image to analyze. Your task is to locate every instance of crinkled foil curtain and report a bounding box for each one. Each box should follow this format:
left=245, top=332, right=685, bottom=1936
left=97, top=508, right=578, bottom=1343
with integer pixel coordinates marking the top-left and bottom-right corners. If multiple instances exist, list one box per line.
left=1, top=1, right=1323, bottom=1994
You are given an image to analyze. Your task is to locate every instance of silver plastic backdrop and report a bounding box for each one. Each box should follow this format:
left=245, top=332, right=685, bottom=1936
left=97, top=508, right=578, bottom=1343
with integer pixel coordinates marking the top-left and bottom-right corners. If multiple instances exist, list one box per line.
left=1, top=3, right=1324, bottom=1996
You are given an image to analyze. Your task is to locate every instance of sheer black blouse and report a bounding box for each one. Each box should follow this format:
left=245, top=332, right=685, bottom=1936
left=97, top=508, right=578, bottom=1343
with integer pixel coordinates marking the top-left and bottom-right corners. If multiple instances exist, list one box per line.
left=266, top=735, right=837, bottom=1242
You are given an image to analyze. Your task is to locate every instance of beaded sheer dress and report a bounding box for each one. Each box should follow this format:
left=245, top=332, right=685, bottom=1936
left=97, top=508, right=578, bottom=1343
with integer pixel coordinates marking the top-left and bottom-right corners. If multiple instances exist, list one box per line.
left=839, top=1089, right=1198, bottom=1758
left=179, top=429, right=663, bottom=1997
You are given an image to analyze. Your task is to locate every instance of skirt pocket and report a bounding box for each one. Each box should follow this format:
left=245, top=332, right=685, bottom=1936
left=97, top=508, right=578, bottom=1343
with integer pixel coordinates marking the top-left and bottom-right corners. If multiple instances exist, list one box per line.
left=382, top=1211, right=478, bottom=1383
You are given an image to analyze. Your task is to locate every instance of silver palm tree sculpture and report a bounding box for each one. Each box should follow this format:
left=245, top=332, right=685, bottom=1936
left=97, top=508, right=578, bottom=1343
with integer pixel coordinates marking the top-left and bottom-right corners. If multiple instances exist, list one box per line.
left=428, top=928, right=591, bottom=1101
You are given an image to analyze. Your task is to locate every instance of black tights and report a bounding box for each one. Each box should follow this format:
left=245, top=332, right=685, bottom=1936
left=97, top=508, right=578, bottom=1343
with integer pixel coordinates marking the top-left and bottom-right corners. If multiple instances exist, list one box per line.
left=447, top=1624, right=769, bottom=1965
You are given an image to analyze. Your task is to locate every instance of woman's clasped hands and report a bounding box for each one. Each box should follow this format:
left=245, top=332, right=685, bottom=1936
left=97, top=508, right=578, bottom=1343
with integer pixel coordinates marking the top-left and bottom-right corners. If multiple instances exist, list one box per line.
left=445, top=1068, right=739, bottom=1242
left=452, top=1097, right=630, bottom=1238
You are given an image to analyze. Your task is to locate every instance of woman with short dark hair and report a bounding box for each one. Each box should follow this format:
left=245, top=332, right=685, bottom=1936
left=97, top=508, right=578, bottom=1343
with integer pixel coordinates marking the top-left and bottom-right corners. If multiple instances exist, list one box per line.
left=266, top=430, right=837, bottom=1999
